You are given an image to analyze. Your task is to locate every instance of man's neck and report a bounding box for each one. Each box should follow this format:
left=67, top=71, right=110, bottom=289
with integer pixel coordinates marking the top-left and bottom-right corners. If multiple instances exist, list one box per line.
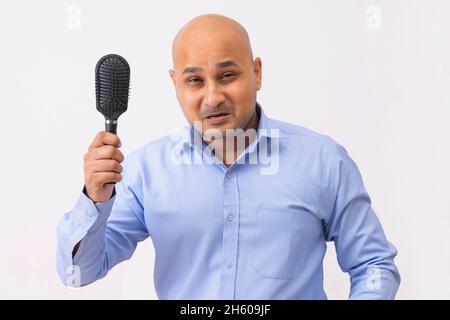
left=206, top=109, right=260, bottom=167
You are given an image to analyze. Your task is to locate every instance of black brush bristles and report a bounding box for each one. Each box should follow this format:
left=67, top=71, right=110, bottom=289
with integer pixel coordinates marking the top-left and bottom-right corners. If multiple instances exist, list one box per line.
left=95, top=54, right=130, bottom=134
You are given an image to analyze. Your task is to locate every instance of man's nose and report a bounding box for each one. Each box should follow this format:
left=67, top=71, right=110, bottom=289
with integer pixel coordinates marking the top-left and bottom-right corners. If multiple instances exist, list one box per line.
left=203, top=82, right=226, bottom=108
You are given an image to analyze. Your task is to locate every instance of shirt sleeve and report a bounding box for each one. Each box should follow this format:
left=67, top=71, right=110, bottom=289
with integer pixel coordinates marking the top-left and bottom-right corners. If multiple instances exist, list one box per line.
left=324, top=145, right=401, bottom=299
left=56, top=159, right=149, bottom=287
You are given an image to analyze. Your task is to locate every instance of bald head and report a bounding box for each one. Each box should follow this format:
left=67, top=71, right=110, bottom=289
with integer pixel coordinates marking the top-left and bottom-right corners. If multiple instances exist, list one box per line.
left=171, top=14, right=254, bottom=69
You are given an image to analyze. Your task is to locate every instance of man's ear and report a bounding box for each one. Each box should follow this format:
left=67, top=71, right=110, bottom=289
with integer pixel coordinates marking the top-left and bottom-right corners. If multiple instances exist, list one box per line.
left=169, top=69, right=176, bottom=86
left=254, top=57, right=262, bottom=91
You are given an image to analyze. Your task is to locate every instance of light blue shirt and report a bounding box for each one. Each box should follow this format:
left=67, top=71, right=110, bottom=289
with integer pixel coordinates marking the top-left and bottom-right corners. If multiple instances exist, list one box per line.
left=56, top=104, right=400, bottom=299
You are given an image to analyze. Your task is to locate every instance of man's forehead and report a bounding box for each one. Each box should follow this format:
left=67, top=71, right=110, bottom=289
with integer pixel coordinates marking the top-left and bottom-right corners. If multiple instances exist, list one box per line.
left=173, top=39, right=250, bottom=70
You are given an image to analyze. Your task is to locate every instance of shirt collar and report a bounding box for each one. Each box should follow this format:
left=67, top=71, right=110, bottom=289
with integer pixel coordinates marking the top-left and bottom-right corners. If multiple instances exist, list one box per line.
left=255, top=103, right=286, bottom=139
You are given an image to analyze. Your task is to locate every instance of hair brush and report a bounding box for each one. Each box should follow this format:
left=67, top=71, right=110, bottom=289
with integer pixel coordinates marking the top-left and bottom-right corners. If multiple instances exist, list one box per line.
left=95, top=54, right=130, bottom=134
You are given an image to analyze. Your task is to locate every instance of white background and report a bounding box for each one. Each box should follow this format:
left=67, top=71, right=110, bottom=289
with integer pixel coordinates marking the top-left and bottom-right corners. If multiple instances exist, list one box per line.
left=0, top=0, right=449, bottom=299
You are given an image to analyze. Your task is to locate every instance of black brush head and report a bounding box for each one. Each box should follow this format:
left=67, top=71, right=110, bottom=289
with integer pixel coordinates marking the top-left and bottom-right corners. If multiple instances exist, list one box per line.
left=95, top=54, right=130, bottom=121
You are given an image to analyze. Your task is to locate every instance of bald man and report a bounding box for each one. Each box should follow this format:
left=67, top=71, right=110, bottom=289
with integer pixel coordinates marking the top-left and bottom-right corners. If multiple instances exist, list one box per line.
left=57, top=14, right=400, bottom=299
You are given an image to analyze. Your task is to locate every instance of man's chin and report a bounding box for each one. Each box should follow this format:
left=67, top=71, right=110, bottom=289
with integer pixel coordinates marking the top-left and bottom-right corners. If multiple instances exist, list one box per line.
left=202, top=126, right=227, bottom=141
left=200, top=122, right=234, bottom=140
left=191, top=117, right=240, bottom=139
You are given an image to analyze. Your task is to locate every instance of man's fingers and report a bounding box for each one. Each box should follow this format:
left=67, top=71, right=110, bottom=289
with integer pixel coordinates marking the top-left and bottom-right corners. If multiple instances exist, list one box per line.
left=91, top=172, right=122, bottom=184
left=84, top=132, right=123, bottom=202
left=89, top=131, right=122, bottom=149
left=88, top=145, right=124, bottom=162
left=85, top=159, right=123, bottom=174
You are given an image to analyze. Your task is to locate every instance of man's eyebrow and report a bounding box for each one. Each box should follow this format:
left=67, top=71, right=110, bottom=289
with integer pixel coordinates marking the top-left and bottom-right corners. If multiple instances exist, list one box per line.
left=182, top=66, right=202, bottom=74
left=216, top=60, right=239, bottom=69
left=182, top=61, right=240, bottom=74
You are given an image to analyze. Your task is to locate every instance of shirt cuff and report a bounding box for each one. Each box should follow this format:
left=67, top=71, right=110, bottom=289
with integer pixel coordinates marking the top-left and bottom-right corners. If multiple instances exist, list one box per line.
left=82, top=185, right=116, bottom=204
left=61, top=190, right=116, bottom=261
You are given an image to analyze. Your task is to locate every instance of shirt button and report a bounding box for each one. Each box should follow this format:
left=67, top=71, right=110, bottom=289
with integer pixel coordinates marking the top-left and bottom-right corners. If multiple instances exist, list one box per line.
left=227, top=214, right=234, bottom=222
left=226, top=261, right=233, bottom=269
left=226, top=173, right=232, bottom=179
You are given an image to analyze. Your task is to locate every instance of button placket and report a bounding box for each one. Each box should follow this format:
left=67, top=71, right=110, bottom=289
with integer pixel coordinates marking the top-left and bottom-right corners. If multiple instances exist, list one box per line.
left=219, top=169, right=240, bottom=299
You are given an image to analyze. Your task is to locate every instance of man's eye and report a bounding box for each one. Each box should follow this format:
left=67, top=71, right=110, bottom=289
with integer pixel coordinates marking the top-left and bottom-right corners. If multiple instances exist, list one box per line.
left=187, top=78, right=202, bottom=85
left=221, top=73, right=236, bottom=80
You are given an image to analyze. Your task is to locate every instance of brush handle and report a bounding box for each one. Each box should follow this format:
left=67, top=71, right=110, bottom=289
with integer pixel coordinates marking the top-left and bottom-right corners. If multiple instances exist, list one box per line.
left=105, top=119, right=118, bottom=134
left=105, top=119, right=118, bottom=185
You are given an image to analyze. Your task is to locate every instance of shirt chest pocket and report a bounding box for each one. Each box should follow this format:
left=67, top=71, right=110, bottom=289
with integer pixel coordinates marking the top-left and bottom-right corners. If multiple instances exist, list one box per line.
left=252, top=207, right=324, bottom=279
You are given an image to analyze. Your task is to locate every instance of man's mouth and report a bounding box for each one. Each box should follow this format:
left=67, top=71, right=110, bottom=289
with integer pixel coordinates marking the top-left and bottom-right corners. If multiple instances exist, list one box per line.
left=204, top=112, right=230, bottom=125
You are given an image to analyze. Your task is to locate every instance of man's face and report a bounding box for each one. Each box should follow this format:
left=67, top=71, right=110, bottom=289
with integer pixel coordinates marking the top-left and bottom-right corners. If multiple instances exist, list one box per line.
left=170, top=22, right=262, bottom=136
